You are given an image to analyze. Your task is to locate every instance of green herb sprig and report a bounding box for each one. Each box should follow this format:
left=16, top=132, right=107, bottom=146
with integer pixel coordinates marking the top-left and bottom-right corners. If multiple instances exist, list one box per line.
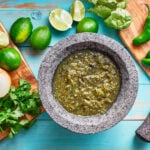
left=0, top=79, right=42, bottom=138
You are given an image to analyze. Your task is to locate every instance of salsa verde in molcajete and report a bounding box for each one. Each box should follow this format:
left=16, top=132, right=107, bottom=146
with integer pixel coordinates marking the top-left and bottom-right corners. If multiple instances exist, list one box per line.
left=53, top=50, right=121, bottom=116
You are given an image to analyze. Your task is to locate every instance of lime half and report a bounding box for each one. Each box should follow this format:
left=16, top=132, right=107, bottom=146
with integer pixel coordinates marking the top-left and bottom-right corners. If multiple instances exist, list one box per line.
left=49, top=9, right=73, bottom=31
left=0, top=31, right=9, bottom=48
left=70, top=0, right=85, bottom=22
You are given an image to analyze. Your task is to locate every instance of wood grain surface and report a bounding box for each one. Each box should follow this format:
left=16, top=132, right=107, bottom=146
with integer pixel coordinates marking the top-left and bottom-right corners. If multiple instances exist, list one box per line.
left=119, top=0, right=150, bottom=77
left=0, top=23, right=40, bottom=140
left=0, top=23, right=37, bottom=90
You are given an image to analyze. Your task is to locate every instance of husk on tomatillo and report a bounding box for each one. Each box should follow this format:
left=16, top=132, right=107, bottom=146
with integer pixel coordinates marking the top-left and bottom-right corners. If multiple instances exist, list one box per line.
left=88, top=0, right=132, bottom=29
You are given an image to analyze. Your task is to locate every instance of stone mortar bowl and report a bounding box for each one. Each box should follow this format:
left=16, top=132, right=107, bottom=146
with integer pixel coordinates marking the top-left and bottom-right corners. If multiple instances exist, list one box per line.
left=38, top=33, right=138, bottom=134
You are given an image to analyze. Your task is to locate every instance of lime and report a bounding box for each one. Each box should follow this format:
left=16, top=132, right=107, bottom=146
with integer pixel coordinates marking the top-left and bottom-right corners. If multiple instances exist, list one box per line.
left=70, top=0, right=85, bottom=22
left=30, top=26, right=51, bottom=50
left=0, top=48, right=21, bottom=71
left=0, top=31, right=9, bottom=48
left=49, top=8, right=73, bottom=31
left=10, top=17, right=33, bottom=44
left=76, top=17, right=99, bottom=33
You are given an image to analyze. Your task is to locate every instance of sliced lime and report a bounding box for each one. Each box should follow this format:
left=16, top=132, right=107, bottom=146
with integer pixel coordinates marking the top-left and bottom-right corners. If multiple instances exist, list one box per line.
left=70, top=0, right=85, bottom=22
left=0, top=31, right=9, bottom=48
left=49, top=9, right=73, bottom=31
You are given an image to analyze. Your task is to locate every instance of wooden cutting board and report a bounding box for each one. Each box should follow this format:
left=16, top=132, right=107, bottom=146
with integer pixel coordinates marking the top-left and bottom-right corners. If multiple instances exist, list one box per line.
left=0, top=23, right=40, bottom=140
left=0, top=23, right=37, bottom=89
left=119, top=0, right=150, bottom=77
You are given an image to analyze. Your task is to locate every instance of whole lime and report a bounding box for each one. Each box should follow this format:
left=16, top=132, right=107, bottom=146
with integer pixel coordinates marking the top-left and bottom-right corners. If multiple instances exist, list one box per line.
left=10, top=17, right=33, bottom=44
left=76, top=17, right=99, bottom=33
left=30, top=26, right=51, bottom=50
left=0, top=48, right=21, bottom=71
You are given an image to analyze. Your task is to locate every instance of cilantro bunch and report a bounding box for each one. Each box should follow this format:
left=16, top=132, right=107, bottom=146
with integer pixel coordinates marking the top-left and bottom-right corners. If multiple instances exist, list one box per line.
left=0, top=79, right=42, bottom=138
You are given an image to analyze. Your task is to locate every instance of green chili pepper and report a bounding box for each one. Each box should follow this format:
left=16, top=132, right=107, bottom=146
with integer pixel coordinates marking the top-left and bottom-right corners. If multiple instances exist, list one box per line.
left=141, top=51, right=150, bottom=67
left=145, top=51, right=150, bottom=58
left=133, top=4, right=150, bottom=45
left=141, top=58, right=150, bottom=67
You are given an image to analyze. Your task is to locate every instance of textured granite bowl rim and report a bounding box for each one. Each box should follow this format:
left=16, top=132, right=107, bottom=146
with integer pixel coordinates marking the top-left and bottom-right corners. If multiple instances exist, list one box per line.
left=38, top=33, right=138, bottom=134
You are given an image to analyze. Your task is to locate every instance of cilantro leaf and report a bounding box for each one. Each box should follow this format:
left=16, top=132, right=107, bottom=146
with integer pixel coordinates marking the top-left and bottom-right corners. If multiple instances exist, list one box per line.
left=0, top=79, right=42, bottom=139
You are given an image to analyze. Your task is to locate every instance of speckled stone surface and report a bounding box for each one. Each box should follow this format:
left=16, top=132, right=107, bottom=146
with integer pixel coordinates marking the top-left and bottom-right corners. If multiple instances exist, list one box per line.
left=38, top=33, right=138, bottom=134
left=136, top=113, right=150, bottom=142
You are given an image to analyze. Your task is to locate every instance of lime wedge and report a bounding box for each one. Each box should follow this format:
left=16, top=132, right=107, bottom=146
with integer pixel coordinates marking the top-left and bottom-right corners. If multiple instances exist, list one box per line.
left=0, top=31, right=9, bottom=48
left=70, top=0, right=85, bottom=22
left=49, top=9, right=73, bottom=31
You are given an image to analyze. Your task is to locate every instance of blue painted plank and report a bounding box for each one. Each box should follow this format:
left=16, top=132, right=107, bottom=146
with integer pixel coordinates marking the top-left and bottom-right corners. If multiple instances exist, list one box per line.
left=125, top=85, right=150, bottom=120
left=0, top=0, right=75, bottom=9
left=0, top=0, right=139, bottom=47
left=0, top=9, right=121, bottom=45
left=0, top=120, right=150, bottom=150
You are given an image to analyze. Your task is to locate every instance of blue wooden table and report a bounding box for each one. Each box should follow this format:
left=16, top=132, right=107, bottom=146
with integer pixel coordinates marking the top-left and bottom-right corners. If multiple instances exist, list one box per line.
left=0, top=0, right=150, bottom=149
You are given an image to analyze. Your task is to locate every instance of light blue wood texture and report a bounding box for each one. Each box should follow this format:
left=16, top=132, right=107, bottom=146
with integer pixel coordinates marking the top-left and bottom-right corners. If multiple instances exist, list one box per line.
left=0, top=0, right=149, bottom=149
left=0, top=121, right=150, bottom=150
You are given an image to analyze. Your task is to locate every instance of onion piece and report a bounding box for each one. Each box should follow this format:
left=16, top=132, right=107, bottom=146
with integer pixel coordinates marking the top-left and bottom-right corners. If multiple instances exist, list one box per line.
left=0, top=68, right=11, bottom=98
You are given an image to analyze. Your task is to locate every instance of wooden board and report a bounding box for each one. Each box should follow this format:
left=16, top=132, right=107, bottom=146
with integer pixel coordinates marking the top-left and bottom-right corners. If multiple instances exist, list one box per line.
left=0, top=23, right=37, bottom=90
left=119, top=0, right=150, bottom=77
left=0, top=23, right=39, bottom=140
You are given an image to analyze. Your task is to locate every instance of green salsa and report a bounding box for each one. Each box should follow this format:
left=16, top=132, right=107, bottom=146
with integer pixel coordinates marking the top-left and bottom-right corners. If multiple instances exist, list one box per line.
left=53, top=50, right=121, bottom=116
